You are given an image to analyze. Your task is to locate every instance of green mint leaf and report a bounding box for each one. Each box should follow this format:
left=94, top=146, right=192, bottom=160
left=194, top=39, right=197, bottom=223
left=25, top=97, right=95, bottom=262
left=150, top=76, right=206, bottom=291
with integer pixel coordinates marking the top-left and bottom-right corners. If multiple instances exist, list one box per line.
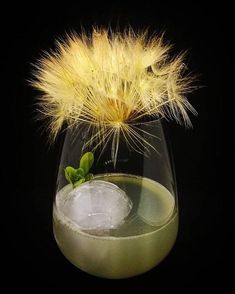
left=76, top=167, right=85, bottom=178
left=79, top=152, right=94, bottom=175
left=64, top=152, right=95, bottom=189
left=73, top=178, right=85, bottom=188
left=65, top=166, right=77, bottom=184
left=85, top=173, right=94, bottom=181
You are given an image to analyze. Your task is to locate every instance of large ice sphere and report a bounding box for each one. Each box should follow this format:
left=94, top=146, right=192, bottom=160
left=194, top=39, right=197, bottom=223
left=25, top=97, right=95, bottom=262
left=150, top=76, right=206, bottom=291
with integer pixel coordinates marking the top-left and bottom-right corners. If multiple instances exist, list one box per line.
left=59, top=180, right=132, bottom=231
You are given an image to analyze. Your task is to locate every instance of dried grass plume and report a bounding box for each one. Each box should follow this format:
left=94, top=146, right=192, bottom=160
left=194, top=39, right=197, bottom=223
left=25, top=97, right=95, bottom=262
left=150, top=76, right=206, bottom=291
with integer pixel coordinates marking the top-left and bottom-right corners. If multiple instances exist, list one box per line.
left=32, top=28, right=196, bottom=162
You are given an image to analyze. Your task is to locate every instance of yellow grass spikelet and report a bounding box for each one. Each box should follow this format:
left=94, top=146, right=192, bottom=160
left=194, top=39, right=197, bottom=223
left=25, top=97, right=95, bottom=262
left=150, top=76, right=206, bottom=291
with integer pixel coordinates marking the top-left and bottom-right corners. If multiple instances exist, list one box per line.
left=32, top=28, right=196, bottom=163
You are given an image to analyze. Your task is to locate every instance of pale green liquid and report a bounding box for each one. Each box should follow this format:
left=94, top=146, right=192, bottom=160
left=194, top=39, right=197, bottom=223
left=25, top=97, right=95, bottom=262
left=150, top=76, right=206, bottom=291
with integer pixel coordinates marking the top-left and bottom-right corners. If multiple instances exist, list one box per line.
left=53, top=174, right=178, bottom=279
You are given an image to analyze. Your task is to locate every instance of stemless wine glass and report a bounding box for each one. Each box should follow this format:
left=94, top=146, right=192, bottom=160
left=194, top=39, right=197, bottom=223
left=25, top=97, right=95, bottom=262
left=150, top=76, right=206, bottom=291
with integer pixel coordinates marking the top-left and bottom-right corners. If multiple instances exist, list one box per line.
left=32, top=28, right=195, bottom=279
left=53, top=118, right=178, bottom=279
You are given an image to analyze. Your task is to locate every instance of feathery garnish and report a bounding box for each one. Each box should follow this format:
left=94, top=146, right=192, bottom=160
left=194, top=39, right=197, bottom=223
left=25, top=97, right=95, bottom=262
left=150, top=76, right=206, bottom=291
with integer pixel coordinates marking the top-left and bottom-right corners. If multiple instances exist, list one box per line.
left=32, top=28, right=196, bottom=163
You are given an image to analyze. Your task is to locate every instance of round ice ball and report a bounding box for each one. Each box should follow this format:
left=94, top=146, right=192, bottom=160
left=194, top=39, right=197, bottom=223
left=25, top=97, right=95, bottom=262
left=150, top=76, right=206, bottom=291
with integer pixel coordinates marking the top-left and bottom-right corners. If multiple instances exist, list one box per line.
left=60, top=180, right=132, bottom=231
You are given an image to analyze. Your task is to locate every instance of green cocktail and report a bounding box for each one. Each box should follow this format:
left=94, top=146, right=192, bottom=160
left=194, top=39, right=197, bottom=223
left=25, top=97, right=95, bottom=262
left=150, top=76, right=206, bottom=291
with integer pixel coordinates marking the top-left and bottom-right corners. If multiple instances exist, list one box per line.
left=53, top=174, right=178, bottom=279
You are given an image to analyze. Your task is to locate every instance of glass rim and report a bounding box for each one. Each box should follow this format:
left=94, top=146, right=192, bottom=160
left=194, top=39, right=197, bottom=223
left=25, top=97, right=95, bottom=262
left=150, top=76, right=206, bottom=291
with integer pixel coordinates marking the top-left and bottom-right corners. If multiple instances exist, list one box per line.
left=69, top=116, right=163, bottom=128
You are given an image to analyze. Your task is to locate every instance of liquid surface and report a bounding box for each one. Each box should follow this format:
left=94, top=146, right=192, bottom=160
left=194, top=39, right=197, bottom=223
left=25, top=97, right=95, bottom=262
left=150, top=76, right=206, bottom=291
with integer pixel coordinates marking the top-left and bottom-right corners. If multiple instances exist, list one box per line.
left=55, top=174, right=175, bottom=237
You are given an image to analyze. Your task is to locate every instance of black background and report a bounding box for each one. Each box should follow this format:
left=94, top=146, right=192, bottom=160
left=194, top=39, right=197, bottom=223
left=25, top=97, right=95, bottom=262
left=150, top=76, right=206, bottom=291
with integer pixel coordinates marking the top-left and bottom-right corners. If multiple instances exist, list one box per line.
left=4, top=1, right=230, bottom=292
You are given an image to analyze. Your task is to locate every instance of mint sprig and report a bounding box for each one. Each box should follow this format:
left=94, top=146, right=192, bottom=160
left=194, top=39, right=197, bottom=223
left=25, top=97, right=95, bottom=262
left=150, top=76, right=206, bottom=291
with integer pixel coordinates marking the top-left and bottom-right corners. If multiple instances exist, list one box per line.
left=64, top=152, right=94, bottom=188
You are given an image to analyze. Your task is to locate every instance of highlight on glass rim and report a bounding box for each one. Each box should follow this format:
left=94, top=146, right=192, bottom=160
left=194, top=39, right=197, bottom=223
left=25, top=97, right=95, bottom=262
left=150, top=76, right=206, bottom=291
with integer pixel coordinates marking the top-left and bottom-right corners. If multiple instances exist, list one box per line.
left=32, top=27, right=197, bottom=279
